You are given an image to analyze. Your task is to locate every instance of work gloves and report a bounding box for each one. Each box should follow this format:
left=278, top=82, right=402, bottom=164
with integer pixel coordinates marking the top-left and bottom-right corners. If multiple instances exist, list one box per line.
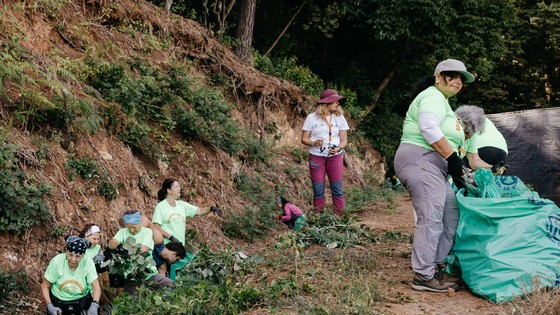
left=446, top=152, right=464, bottom=178
left=46, top=303, right=62, bottom=315
left=210, top=206, right=223, bottom=216
left=446, top=152, right=469, bottom=196
left=87, top=301, right=99, bottom=315
left=492, top=161, right=509, bottom=175
left=115, top=244, right=129, bottom=258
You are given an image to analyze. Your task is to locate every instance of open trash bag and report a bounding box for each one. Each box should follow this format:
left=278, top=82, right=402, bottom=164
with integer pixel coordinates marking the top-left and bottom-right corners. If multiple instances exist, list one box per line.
left=450, top=170, right=560, bottom=302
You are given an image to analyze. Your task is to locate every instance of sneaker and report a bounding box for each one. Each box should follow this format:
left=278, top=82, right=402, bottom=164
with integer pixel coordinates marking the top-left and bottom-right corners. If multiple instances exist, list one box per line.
left=411, top=274, right=459, bottom=293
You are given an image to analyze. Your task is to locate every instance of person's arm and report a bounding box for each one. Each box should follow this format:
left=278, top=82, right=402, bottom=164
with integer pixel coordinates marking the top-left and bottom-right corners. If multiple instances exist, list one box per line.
left=466, top=152, right=493, bottom=170
left=301, top=130, right=323, bottom=147
left=108, top=238, right=120, bottom=249
left=329, top=130, right=347, bottom=154
left=91, top=279, right=101, bottom=302
left=153, top=223, right=172, bottom=239
left=41, top=277, right=53, bottom=305
left=157, top=263, right=167, bottom=275
left=281, top=206, right=291, bottom=221
left=195, top=207, right=212, bottom=216
left=430, top=137, right=455, bottom=159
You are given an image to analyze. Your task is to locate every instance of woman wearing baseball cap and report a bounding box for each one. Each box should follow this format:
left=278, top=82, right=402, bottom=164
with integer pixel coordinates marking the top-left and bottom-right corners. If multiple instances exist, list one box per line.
left=301, top=89, right=350, bottom=215
left=394, top=59, right=478, bottom=293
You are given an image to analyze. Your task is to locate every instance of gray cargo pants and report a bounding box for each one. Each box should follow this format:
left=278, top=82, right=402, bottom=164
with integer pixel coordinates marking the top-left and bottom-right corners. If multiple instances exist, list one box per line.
left=394, top=143, right=459, bottom=280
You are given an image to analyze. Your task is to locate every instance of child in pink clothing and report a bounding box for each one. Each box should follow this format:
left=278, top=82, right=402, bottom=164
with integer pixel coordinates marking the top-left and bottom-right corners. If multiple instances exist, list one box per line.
left=276, top=196, right=306, bottom=230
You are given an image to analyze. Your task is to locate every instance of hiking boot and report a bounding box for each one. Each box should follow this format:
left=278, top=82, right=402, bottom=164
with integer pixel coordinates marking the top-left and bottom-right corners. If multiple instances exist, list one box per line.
left=411, top=274, right=459, bottom=293
left=436, top=263, right=460, bottom=283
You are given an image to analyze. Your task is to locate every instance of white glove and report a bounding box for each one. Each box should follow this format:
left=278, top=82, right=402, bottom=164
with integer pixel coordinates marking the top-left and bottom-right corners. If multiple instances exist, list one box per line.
left=46, top=303, right=62, bottom=315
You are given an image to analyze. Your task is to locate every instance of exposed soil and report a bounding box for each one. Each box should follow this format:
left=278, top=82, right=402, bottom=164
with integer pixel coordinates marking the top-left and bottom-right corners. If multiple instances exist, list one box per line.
left=359, top=194, right=512, bottom=315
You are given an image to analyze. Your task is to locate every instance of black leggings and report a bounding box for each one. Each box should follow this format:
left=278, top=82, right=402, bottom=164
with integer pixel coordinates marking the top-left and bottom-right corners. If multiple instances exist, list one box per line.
left=464, top=146, right=507, bottom=168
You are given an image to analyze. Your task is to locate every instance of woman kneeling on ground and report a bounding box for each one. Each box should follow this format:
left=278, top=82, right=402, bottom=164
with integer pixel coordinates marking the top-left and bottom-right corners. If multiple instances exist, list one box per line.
left=41, top=236, right=101, bottom=315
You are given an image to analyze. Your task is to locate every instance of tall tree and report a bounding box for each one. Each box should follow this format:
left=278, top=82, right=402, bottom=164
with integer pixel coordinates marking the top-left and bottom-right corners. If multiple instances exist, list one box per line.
left=235, top=0, right=257, bottom=65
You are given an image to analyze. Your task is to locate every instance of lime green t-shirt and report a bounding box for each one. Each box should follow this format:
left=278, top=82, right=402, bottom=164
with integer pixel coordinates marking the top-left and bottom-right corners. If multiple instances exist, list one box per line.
left=44, top=253, right=98, bottom=301
left=84, top=244, right=101, bottom=260
left=400, top=86, right=465, bottom=151
left=464, top=117, right=508, bottom=154
left=113, top=227, right=154, bottom=250
left=153, top=199, right=197, bottom=245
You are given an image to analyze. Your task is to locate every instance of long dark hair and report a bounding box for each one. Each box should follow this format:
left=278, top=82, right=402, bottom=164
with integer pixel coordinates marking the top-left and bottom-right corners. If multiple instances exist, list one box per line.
left=278, top=196, right=289, bottom=209
left=410, top=75, right=436, bottom=100
left=157, top=178, right=177, bottom=201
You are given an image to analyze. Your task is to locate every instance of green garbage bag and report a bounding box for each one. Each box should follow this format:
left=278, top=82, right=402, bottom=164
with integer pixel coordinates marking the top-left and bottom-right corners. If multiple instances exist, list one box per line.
left=452, top=185, right=560, bottom=302
left=169, top=252, right=196, bottom=281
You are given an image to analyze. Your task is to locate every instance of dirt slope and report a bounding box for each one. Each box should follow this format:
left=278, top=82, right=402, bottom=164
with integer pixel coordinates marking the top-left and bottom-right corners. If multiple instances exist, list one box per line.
left=0, top=0, right=385, bottom=305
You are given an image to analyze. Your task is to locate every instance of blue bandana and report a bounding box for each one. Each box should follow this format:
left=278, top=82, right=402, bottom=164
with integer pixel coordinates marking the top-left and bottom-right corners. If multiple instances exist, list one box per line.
left=65, top=236, right=89, bottom=255
left=123, top=211, right=141, bottom=225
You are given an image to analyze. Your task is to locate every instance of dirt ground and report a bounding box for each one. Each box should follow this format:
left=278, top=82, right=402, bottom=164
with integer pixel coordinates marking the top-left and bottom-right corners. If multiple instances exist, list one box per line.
left=359, top=193, right=513, bottom=315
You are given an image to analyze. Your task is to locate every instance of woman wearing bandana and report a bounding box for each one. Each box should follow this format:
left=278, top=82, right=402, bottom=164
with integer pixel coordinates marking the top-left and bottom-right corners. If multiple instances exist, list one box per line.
left=41, top=236, right=101, bottom=315
left=108, top=210, right=174, bottom=295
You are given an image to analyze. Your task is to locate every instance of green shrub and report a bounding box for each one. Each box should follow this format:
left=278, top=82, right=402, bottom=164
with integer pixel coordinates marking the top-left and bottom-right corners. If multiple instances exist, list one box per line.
left=111, top=246, right=266, bottom=315
left=254, top=54, right=324, bottom=95
left=0, top=269, right=30, bottom=313
left=221, top=205, right=276, bottom=242
left=0, top=141, right=51, bottom=233
left=66, top=157, right=99, bottom=180
left=97, top=180, right=118, bottom=201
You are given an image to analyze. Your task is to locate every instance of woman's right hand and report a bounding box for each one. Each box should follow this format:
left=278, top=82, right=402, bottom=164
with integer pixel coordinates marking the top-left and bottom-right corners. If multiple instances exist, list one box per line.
left=313, top=139, right=324, bottom=147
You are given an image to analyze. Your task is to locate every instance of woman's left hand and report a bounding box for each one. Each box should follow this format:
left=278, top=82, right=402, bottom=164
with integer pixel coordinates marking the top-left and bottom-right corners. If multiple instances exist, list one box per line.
left=329, top=146, right=341, bottom=154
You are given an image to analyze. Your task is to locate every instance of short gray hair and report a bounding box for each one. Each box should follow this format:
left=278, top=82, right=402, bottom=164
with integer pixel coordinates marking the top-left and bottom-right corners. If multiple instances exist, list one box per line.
left=455, top=105, right=486, bottom=134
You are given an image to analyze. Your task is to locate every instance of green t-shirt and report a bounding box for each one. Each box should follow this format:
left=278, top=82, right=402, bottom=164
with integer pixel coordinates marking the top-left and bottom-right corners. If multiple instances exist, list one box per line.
left=153, top=199, right=197, bottom=245
left=464, top=117, right=508, bottom=154
left=84, top=244, right=101, bottom=260
left=400, top=86, right=465, bottom=151
left=44, top=253, right=98, bottom=301
left=113, top=227, right=154, bottom=250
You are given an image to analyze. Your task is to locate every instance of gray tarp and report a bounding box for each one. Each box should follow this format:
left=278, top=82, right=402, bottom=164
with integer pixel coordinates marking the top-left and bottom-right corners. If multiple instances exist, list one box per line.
left=487, top=108, right=560, bottom=205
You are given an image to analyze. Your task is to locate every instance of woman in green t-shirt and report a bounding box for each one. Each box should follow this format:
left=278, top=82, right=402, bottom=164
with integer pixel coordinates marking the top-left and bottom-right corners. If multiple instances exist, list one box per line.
left=394, top=59, right=485, bottom=294
left=152, top=178, right=221, bottom=245
left=41, top=236, right=101, bottom=315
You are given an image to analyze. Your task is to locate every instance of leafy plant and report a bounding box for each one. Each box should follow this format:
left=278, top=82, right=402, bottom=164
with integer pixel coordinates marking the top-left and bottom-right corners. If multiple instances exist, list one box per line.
left=0, top=269, right=30, bottom=313
left=66, top=157, right=99, bottom=180
left=97, top=180, right=118, bottom=201
left=103, top=236, right=157, bottom=282
left=0, top=140, right=51, bottom=233
left=221, top=205, right=277, bottom=242
left=276, top=213, right=373, bottom=249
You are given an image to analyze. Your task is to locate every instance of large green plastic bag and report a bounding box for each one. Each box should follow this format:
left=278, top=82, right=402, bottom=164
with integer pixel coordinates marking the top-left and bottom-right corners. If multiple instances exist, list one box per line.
left=452, top=185, right=560, bottom=302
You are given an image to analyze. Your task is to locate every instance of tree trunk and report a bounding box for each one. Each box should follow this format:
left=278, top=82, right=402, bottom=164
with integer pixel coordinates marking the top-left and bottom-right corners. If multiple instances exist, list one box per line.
left=235, top=0, right=257, bottom=65
left=165, top=0, right=173, bottom=13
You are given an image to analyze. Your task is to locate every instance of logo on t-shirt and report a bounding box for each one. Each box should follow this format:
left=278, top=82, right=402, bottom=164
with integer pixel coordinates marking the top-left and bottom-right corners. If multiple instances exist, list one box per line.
left=167, top=213, right=185, bottom=223
left=59, top=279, right=84, bottom=294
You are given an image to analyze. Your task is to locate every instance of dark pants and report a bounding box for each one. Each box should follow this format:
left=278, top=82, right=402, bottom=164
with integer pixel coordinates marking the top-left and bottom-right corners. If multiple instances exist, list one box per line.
left=464, top=146, right=507, bottom=168
left=47, top=290, right=92, bottom=315
left=282, top=214, right=300, bottom=229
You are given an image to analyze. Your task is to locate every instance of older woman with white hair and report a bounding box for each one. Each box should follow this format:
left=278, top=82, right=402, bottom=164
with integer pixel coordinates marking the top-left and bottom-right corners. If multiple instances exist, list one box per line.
left=455, top=105, right=509, bottom=174
left=41, top=236, right=101, bottom=315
